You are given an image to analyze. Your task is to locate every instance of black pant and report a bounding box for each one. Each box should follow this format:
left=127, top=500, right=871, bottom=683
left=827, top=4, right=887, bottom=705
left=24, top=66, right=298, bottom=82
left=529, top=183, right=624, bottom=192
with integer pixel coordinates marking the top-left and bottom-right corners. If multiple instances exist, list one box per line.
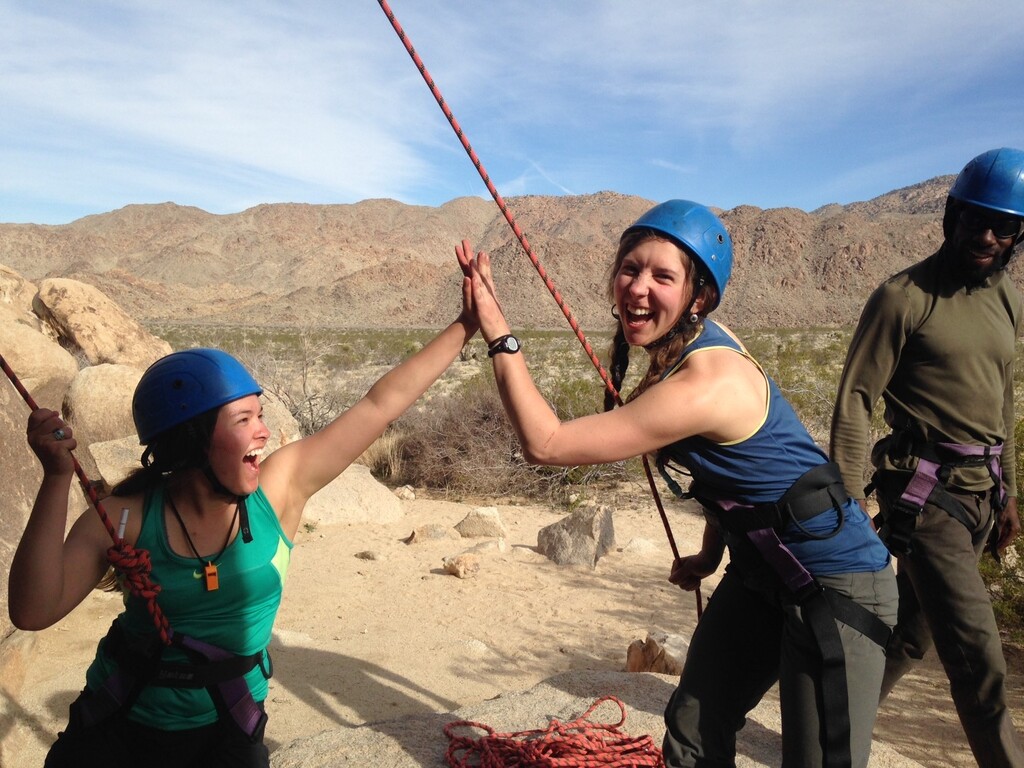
left=45, top=688, right=270, bottom=768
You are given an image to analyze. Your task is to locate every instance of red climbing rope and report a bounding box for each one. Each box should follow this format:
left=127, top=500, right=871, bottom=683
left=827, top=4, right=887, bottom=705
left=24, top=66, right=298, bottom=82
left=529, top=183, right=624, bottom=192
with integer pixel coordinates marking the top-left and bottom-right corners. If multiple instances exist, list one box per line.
left=0, top=351, right=173, bottom=645
left=444, top=696, right=664, bottom=768
left=376, top=0, right=700, bottom=617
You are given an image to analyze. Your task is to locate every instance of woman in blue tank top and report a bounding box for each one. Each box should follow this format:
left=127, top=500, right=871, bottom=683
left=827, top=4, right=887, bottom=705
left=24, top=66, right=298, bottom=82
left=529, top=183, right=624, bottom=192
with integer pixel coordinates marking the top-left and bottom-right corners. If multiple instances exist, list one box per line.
left=459, top=200, right=897, bottom=768
left=10, top=264, right=480, bottom=767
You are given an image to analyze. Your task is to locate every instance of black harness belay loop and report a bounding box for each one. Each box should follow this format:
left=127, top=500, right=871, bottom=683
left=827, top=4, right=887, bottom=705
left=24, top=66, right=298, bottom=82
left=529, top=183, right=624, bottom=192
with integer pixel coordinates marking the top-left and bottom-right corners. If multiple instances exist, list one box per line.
left=79, top=621, right=270, bottom=741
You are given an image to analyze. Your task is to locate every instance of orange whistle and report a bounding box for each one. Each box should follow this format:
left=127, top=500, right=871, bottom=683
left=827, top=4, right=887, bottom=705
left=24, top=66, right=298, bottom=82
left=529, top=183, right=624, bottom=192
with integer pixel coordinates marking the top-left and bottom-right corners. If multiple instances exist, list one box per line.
left=204, top=563, right=219, bottom=591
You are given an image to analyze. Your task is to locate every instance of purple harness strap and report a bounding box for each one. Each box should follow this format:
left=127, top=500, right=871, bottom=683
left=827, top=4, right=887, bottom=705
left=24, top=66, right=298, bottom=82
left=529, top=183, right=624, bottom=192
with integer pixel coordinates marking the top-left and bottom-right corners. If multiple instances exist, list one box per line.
left=746, top=528, right=816, bottom=595
left=172, top=631, right=267, bottom=740
left=898, top=442, right=1002, bottom=510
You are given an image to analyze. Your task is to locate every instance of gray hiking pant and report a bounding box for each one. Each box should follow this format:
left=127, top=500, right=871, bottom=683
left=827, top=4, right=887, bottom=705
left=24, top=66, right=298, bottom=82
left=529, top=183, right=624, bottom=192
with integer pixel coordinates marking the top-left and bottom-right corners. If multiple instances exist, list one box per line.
left=662, top=565, right=897, bottom=768
left=879, top=484, right=1024, bottom=768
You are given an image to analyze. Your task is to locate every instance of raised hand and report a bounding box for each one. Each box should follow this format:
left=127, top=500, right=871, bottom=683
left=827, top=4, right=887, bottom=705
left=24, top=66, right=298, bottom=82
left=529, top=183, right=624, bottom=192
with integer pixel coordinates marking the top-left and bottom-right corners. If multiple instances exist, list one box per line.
left=26, top=408, right=77, bottom=476
left=455, top=240, right=510, bottom=344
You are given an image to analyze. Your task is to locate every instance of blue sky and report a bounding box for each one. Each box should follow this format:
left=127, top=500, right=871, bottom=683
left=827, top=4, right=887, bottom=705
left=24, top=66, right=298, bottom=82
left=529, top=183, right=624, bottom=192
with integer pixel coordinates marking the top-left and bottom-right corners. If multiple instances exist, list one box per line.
left=2, top=1, right=1022, bottom=225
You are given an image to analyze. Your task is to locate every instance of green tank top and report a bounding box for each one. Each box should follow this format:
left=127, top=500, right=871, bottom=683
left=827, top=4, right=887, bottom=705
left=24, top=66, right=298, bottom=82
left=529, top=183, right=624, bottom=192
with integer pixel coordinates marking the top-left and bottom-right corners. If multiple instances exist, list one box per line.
left=85, top=484, right=293, bottom=729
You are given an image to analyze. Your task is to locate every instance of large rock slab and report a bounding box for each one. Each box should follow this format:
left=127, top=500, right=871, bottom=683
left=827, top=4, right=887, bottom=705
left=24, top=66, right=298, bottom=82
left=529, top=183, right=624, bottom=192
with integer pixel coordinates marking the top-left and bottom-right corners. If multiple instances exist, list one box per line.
left=269, top=670, right=925, bottom=768
left=0, top=265, right=40, bottom=330
left=303, top=463, right=403, bottom=526
left=34, top=277, right=171, bottom=368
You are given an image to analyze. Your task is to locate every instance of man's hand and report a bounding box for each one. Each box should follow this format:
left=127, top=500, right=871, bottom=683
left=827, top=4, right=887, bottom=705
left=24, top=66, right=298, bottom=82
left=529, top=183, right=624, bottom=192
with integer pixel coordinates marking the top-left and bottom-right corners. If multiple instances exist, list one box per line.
left=997, top=496, right=1020, bottom=551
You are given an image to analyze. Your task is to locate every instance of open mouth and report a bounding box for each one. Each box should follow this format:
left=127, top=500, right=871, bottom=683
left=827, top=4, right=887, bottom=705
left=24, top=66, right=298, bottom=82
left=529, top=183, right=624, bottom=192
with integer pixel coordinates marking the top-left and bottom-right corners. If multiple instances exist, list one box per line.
left=243, top=448, right=264, bottom=470
left=624, top=305, right=653, bottom=327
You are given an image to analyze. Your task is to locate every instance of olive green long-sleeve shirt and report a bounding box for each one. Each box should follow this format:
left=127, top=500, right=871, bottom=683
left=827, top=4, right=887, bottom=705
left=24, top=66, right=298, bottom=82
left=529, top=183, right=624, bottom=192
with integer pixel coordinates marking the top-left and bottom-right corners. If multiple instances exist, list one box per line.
left=830, top=246, right=1022, bottom=498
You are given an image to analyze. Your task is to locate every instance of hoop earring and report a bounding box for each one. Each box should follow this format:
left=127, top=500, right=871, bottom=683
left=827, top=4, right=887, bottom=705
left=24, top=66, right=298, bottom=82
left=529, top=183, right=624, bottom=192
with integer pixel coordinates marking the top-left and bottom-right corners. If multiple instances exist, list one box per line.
left=611, top=305, right=620, bottom=319
left=688, top=313, right=699, bottom=324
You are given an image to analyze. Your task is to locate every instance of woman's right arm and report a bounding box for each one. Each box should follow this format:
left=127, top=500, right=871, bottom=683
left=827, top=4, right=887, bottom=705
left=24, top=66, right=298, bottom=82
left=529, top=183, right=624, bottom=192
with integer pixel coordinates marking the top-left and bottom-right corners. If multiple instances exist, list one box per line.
left=8, top=410, right=112, bottom=630
left=464, top=247, right=747, bottom=467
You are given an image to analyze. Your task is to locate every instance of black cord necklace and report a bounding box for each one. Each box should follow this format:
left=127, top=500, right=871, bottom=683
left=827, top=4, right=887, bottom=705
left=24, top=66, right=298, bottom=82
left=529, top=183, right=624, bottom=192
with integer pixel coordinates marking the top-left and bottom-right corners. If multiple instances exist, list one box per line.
left=167, top=492, right=238, bottom=592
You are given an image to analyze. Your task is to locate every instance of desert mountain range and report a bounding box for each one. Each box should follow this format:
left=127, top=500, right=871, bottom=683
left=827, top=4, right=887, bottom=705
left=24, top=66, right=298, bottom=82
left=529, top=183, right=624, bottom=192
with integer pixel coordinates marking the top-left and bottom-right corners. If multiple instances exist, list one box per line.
left=2, top=175, right=1012, bottom=331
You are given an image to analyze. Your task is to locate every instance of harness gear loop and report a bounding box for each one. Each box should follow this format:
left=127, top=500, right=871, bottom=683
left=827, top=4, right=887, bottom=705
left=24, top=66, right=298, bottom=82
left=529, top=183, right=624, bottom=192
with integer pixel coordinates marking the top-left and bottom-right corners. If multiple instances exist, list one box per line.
left=375, top=0, right=699, bottom=618
left=444, top=695, right=664, bottom=768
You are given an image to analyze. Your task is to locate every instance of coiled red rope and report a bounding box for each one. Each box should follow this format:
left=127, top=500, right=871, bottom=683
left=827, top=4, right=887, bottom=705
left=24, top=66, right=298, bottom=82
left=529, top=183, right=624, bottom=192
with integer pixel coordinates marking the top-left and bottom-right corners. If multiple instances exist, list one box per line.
left=444, top=696, right=664, bottom=768
left=0, top=351, right=173, bottom=645
left=376, top=0, right=700, bottom=617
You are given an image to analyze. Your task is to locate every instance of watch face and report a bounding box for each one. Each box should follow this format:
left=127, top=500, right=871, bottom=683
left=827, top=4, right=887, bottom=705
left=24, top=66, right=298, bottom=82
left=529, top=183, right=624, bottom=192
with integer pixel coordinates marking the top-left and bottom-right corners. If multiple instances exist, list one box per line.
left=489, top=335, right=522, bottom=356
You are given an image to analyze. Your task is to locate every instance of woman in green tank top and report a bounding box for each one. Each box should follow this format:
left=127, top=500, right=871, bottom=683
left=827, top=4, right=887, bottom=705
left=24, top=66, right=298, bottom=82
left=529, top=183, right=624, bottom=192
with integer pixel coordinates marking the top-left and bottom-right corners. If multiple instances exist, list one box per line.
left=10, top=253, right=480, bottom=767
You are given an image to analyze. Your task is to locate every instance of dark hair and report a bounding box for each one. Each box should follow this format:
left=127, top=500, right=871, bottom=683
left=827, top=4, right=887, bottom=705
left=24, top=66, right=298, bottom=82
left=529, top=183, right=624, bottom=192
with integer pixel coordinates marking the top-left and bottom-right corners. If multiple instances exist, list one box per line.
left=95, top=408, right=220, bottom=593
left=603, top=229, right=718, bottom=411
left=112, top=408, right=220, bottom=496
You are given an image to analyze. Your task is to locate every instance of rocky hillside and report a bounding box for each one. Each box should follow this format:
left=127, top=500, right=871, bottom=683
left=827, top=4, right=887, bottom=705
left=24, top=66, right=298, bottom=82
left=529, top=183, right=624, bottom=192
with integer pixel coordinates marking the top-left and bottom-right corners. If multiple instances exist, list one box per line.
left=2, top=176, right=1011, bottom=331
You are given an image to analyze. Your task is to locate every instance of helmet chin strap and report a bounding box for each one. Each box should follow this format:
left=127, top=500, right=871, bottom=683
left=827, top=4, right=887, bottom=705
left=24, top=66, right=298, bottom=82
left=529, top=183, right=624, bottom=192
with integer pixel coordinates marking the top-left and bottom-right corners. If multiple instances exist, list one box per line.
left=202, top=464, right=254, bottom=544
left=644, top=276, right=705, bottom=351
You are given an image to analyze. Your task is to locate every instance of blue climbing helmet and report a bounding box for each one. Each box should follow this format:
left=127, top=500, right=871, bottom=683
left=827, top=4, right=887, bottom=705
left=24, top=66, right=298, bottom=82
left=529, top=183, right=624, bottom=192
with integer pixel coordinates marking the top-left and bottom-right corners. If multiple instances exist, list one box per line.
left=133, top=348, right=262, bottom=445
left=623, top=200, right=733, bottom=310
left=948, top=147, right=1024, bottom=218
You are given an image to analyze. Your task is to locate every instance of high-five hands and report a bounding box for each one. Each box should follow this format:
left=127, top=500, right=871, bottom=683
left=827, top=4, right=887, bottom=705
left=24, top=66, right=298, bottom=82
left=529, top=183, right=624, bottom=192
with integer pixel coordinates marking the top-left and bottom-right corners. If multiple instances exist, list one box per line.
left=455, top=240, right=511, bottom=344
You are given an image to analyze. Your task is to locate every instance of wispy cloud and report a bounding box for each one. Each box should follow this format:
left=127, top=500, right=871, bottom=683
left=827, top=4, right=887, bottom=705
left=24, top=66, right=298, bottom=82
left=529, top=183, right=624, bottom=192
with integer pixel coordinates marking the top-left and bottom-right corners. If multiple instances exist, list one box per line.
left=1, top=0, right=1022, bottom=223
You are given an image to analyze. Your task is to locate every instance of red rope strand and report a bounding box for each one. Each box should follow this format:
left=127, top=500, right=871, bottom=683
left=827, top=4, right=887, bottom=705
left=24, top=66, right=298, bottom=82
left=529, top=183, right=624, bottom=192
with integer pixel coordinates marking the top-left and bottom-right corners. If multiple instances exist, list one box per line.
left=444, top=696, right=664, bottom=768
left=0, top=351, right=173, bottom=645
left=376, top=0, right=700, bottom=617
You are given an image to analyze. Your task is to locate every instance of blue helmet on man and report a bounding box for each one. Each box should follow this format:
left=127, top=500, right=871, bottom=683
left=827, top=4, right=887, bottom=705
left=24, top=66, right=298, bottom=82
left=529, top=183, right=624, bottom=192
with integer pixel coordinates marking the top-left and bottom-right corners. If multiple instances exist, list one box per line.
left=948, top=147, right=1024, bottom=218
left=132, top=348, right=262, bottom=445
left=624, top=200, right=733, bottom=310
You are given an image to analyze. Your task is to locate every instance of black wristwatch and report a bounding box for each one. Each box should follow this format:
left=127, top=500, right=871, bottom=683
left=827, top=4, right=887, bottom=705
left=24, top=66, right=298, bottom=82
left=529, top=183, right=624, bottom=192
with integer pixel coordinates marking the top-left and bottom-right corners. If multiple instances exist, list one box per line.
left=487, top=334, right=522, bottom=357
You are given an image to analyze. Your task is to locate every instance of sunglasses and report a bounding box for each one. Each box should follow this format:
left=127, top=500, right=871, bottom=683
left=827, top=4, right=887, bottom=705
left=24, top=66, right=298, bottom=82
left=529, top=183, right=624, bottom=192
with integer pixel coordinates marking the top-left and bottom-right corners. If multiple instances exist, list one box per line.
left=959, top=208, right=1023, bottom=240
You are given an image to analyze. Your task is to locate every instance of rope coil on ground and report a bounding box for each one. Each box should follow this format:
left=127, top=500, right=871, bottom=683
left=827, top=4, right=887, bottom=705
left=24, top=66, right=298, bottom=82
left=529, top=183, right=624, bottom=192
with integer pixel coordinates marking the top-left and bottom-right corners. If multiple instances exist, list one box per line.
left=444, top=695, right=664, bottom=768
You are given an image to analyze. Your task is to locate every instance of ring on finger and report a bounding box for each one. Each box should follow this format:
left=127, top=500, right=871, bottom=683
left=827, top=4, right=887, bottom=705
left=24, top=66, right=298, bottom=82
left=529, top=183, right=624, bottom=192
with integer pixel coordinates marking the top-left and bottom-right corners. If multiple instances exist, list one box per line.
left=53, top=428, right=67, bottom=441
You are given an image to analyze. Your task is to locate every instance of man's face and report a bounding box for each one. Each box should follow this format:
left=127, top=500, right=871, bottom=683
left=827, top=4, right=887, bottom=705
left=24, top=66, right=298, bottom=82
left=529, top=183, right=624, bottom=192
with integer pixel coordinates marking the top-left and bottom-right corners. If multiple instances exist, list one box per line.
left=949, top=203, right=1022, bottom=283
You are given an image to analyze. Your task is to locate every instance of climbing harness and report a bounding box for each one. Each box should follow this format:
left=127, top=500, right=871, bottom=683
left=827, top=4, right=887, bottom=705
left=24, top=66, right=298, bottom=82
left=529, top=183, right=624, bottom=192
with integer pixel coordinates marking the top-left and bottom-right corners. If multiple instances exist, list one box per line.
left=444, top=695, right=664, bottom=768
left=0, top=352, right=269, bottom=738
left=79, top=621, right=270, bottom=741
left=659, top=458, right=891, bottom=768
left=375, top=0, right=699, bottom=618
left=869, top=432, right=1005, bottom=557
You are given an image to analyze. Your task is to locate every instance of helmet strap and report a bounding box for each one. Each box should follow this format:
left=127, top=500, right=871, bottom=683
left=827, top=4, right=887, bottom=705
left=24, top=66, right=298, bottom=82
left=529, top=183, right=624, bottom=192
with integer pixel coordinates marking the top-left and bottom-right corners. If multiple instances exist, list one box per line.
left=201, top=464, right=254, bottom=544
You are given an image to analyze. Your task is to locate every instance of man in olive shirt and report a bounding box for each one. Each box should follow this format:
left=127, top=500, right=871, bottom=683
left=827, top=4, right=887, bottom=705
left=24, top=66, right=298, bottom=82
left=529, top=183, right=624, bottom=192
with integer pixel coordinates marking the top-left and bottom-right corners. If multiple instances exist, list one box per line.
left=831, top=147, right=1024, bottom=767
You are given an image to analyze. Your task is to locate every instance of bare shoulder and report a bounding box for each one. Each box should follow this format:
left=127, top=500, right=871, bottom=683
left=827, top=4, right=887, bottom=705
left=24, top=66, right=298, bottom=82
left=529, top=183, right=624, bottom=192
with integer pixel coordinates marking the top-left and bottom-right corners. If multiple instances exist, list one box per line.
left=72, top=491, right=147, bottom=546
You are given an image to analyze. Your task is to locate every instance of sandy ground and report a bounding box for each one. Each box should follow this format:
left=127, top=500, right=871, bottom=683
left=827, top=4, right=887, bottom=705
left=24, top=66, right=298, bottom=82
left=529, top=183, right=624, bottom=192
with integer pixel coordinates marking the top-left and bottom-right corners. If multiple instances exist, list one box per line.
left=1, top=485, right=1022, bottom=767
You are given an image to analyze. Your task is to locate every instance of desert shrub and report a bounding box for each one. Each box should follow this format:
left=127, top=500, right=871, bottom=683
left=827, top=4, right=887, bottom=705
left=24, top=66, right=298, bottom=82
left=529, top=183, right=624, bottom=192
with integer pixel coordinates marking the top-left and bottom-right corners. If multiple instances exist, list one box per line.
left=356, top=427, right=406, bottom=478
left=388, top=374, right=536, bottom=498
left=388, top=371, right=629, bottom=500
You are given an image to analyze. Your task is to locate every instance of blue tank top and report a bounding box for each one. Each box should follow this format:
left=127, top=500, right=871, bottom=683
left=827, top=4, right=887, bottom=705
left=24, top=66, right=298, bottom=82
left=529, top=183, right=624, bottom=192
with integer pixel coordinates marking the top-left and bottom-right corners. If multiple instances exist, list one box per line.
left=659, top=321, right=888, bottom=576
left=85, top=484, right=293, bottom=729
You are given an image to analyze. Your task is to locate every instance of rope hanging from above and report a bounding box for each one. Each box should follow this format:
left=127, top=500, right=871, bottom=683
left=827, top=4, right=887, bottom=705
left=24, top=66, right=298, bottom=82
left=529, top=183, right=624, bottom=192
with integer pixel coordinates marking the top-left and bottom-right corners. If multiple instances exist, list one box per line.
left=375, top=0, right=700, bottom=618
left=444, top=695, right=665, bottom=768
